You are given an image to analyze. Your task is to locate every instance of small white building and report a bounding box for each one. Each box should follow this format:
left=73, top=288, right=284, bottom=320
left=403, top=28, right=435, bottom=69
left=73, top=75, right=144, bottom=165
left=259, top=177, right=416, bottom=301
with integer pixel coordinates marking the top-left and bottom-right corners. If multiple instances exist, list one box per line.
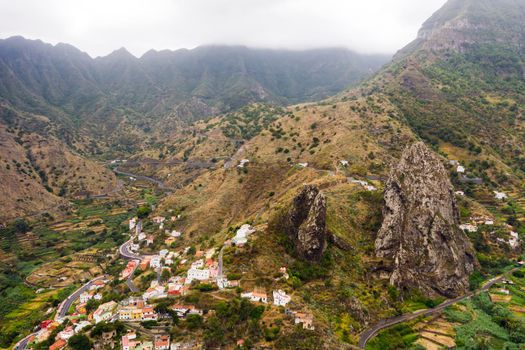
left=495, top=191, right=508, bottom=200
left=129, top=217, right=137, bottom=231
left=457, top=165, right=466, bottom=174
left=79, top=291, right=93, bottom=304
left=150, top=256, right=162, bottom=269
left=159, top=249, right=169, bottom=258
left=339, top=160, right=349, bottom=167
left=170, top=230, right=182, bottom=238
left=297, top=163, right=308, bottom=168
left=455, top=191, right=465, bottom=197
left=238, top=159, right=250, bottom=168
left=509, top=231, right=520, bottom=249
left=57, top=326, right=75, bottom=340
left=143, top=285, right=166, bottom=301
left=191, top=259, right=204, bottom=269
left=241, top=289, right=268, bottom=303
left=273, top=290, right=291, bottom=306
left=459, top=224, right=478, bottom=233
left=187, top=268, right=210, bottom=282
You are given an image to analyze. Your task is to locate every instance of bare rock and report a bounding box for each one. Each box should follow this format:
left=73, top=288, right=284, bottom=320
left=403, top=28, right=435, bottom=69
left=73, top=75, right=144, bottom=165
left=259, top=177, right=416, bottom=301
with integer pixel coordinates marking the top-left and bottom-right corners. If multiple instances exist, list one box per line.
left=286, top=185, right=327, bottom=261
left=375, top=142, right=477, bottom=297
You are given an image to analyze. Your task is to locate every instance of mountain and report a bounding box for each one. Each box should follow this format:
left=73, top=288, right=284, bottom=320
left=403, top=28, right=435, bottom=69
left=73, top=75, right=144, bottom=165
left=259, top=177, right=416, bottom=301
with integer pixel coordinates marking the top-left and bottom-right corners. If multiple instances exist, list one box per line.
left=0, top=37, right=389, bottom=130
left=0, top=38, right=388, bottom=220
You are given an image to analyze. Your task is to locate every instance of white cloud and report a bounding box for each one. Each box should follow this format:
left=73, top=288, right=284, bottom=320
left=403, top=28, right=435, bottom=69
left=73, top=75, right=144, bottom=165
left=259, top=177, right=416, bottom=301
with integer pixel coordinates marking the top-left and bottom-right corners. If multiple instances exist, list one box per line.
left=0, top=0, right=447, bottom=57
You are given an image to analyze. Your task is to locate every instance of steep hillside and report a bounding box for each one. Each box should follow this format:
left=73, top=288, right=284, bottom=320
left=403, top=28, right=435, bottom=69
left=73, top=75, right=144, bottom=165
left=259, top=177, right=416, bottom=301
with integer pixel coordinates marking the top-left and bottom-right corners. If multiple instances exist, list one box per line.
left=0, top=37, right=389, bottom=145
left=0, top=104, right=118, bottom=222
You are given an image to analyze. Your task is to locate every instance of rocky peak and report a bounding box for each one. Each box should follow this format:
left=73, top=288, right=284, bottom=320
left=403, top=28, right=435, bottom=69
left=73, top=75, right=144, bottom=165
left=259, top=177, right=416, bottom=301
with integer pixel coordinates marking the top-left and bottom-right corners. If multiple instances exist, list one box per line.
left=285, top=185, right=327, bottom=261
left=399, top=0, right=525, bottom=54
left=375, top=142, right=477, bottom=297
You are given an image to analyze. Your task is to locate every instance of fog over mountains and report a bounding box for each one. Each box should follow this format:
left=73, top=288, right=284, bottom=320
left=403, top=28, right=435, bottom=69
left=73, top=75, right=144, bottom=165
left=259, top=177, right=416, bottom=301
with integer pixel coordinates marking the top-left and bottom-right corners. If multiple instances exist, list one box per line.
left=0, top=36, right=389, bottom=125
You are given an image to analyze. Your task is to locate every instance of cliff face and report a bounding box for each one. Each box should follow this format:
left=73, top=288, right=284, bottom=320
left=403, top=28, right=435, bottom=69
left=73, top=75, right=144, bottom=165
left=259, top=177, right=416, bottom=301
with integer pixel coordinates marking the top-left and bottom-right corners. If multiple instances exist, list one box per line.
left=375, top=142, right=477, bottom=297
left=285, top=185, right=327, bottom=262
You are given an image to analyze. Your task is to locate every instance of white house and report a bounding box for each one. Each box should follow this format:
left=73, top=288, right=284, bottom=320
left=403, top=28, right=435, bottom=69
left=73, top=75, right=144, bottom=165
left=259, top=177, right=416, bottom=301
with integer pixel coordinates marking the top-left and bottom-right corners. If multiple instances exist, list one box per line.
left=93, top=301, right=117, bottom=323
left=57, top=326, right=75, bottom=340
left=509, top=231, right=520, bottom=249
left=191, top=259, right=204, bottom=269
left=138, top=232, right=146, bottom=241
left=273, top=290, right=291, bottom=306
left=495, top=191, right=508, bottom=200
left=170, top=230, right=182, bottom=238
left=187, top=268, right=210, bottom=283
left=129, top=218, right=137, bottom=231
left=455, top=191, right=465, bottom=197
left=130, top=243, right=140, bottom=252
left=241, top=289, right=268, bottom=303
left=79, top=291, right=93, bottom=304
left=339, top=160, right=349, bottom=167
left=297, top=163, right=308, bottom=168
left=457, top=165, right=466, bottom=173
left=459, top=224, right=478, bottom=233
left=159, top=249, right=169, bottom=258
left=150, top=256, right=162, bottom=269
left=143, top=285, right=166, bottom=301
left=238, top=159, right=250, bottom=168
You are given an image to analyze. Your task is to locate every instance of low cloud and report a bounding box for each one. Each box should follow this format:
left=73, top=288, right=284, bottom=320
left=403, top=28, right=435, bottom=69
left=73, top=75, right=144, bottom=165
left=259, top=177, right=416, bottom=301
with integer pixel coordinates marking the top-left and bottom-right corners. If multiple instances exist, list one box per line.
left=0, top=0, right=447, bottom=57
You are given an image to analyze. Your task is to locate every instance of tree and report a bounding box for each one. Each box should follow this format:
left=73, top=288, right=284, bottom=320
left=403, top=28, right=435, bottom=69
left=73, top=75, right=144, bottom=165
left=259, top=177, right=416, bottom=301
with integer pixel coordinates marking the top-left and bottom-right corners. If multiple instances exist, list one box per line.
left=161, top=269, right=171, bottom=282
left=137, top=205, right=151, bottom=219
left=68, top=334, right=92, bottom=350
left=185, top=314, right=203, bottom=330
left=14, top=218, right=30, bottom=233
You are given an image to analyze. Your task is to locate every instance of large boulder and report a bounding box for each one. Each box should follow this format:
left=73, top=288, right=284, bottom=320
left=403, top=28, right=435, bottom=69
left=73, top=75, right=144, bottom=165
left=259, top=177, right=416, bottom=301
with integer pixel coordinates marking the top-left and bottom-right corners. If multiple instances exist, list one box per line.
left=375, top=142, right=477, bottom=297
left=285, top=185, right=327, bottom=261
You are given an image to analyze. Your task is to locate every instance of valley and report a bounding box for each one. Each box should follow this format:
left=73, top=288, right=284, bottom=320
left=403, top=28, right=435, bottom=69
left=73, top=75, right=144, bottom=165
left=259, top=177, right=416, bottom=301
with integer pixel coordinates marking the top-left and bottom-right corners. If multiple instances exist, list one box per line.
left=1, top=0, right=525, bottom=349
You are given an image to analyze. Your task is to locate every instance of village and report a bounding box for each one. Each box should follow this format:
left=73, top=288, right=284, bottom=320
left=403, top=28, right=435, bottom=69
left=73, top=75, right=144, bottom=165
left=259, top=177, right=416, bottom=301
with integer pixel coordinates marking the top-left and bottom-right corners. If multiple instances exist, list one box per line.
left=20, top=205, right=315, bottom=350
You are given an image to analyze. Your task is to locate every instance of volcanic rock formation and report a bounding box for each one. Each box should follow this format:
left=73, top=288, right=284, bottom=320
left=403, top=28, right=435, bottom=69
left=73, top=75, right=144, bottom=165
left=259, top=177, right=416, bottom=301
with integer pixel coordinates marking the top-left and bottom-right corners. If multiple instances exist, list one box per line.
left=375, top=142, right=477, bottom=297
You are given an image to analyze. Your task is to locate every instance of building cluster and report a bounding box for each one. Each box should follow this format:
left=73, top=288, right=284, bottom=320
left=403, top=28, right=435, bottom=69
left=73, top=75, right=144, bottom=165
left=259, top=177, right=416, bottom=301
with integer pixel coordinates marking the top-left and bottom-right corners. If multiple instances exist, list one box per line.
left=348, top=177, right=377, bottom=191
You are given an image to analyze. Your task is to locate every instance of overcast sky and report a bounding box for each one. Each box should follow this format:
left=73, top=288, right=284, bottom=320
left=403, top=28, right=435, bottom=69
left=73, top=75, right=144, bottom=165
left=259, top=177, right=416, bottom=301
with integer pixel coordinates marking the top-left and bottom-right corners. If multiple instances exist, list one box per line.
left=0, top=0, right=447, bottom=58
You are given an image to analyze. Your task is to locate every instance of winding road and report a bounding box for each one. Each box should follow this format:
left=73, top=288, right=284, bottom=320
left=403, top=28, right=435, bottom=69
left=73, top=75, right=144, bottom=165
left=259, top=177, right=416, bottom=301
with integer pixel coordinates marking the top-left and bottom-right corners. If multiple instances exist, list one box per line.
left=113, top=168, right=173, bottom=191
left=14, top=275, right=106, bottom=350
left=119, top=239, right=144, bottom=293
left=357, top=268, right=521, bottom=349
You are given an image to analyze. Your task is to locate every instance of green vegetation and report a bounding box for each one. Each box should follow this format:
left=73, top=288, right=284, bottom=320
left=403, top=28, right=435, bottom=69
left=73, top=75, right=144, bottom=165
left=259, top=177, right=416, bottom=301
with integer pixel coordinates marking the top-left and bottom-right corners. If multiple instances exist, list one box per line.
left=445, top=292, right=525, bottom=349
left=202, top=298, right=266, bottom=347
left=365, top=323, right=419, bottom=350
left=220, top=104, right=284, bottom=140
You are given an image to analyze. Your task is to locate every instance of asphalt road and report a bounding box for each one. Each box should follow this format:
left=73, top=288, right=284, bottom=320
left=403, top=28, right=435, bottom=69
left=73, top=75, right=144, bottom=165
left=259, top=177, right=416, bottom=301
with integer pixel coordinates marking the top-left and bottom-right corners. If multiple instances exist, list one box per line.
left=357, top=269, right=519, bottom=349
left=113, top=168, right=172, bottom=190
left=56, top=276, right=107, bottom=320
left=119, top=239, right=143, bottom=293
left=14, top=275, right=106, bottom=350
